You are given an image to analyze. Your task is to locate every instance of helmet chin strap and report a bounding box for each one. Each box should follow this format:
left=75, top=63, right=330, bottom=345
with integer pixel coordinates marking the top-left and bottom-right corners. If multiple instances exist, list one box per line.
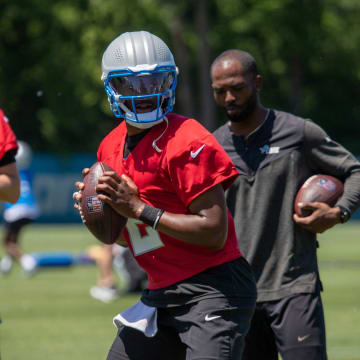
left=125, top=117, right=164, bottom=129
left=118, top=101, right=164, bottom=129
left=124, top=110, right=164, bottom=129
left=113, top=97, right=169, bottom=152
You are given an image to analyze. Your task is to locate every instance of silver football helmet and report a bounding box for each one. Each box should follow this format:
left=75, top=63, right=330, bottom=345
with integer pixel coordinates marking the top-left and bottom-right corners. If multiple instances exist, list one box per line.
left=101, top=31, right=178, bottom=128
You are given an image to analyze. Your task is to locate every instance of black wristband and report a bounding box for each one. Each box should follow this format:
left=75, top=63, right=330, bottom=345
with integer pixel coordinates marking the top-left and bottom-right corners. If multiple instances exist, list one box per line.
left=0, top=149, right=16, bottom=167
left=153, top=209, right=164, bottom=229
left=139, top=204, right=164, bottom=229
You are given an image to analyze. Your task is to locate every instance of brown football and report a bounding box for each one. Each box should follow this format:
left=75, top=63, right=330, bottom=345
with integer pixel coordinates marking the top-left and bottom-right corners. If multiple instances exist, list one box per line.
left=294, top=174, right=344, bottom=217
left=80, top=162, right=127, bottom=244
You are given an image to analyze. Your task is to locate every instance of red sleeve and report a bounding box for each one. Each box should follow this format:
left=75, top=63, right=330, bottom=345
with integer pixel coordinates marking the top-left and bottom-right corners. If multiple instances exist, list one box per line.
left=97, top=142, right=103, bottom=162
left=0, top=110, right=18, bottom=161
left=97, top=122, right=125, bottom=163
left=167, top=125, right=238, bottom=207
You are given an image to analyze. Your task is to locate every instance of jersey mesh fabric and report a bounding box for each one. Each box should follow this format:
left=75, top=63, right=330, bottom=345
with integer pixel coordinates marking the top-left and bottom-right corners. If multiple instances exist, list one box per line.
left=97, top=113, right=241, bottom=289
left=0, top=109, right=18, bottom=161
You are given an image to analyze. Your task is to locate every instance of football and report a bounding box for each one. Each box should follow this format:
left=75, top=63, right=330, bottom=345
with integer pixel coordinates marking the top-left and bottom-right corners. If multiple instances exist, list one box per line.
left=80, top=162, right=127, bottom=244
left=294, top=174, right=344, bottom=217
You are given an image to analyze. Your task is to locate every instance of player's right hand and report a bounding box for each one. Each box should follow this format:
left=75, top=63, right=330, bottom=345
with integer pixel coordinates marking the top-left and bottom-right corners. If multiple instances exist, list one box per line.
left=73, top=168, right=90, bottom=210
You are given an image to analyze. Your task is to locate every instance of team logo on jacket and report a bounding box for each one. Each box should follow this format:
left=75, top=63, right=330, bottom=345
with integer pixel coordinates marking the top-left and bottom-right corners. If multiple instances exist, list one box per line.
left=259, top=145, right=280, bottom=154
left=86, top=196, right=103, bottom=213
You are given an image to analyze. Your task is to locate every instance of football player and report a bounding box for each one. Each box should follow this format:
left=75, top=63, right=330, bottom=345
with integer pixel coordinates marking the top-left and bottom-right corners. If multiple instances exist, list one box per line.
left=0, top=108, right=20, bottom=324
left=88, top=243, right=147, bottom=303
left=211, top=49, right=360, bottom=360
left=0, top=109, right=20, bottom=203
left=1, top=140, right=39, bottom=275
left=74, top=31, right=256, bottom=360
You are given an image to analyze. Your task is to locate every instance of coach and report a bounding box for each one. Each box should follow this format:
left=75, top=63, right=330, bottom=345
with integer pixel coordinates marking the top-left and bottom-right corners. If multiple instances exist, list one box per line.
left=211, top=49, right=360, bottom=360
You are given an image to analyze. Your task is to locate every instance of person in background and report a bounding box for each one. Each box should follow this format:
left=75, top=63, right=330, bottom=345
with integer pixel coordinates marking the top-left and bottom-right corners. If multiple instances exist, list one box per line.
left=0, top=109, right=20, bottom=203
left=0, top=108, right=20, bottom=324
left=1, top=140, right=40, bottom=276
left=117, top=247, right=147, bottom=294
left=211, top=49, right=360, bottom=360
left=88, top=243, right=147, bottom=303
left=74, top=31, right=256, bottom=360
left=88, top=243, right=122, bottom=303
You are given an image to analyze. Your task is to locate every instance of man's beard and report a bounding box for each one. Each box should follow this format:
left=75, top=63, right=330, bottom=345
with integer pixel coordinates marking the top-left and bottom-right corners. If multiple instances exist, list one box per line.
left=225, top=90, right=257, bottom=123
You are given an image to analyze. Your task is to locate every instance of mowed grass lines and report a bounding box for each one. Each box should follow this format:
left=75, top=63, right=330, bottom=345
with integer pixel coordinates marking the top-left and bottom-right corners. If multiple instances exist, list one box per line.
left=0, top=223, right=360, bottom=360
left=318, top=222, right=360, bottom=360
left=0, top=225, right=140, bottom=360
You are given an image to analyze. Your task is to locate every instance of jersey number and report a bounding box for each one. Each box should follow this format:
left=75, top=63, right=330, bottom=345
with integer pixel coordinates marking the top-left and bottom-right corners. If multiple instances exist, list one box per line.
left=126, top=219, right=164, bottom=256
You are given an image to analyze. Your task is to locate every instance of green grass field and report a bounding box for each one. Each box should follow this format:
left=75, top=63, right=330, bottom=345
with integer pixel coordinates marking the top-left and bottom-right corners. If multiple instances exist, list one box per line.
left=0, top=223, right=359, bottom=360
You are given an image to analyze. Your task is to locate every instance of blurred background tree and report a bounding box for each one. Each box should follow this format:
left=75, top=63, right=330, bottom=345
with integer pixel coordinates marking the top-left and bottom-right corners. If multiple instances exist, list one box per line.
left=1, top=0, right=360, bottom=153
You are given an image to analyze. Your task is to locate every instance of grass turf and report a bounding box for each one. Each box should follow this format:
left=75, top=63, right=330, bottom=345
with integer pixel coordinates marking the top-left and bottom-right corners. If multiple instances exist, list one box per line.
left=0, top=222, right=359, bottom=360
left=317, top=222, right=360, bottom=360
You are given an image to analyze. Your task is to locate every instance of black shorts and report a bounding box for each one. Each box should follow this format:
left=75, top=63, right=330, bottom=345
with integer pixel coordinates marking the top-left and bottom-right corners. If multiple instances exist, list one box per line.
left=107, top=296, right=255, bottom=360
left=242, top=292, right=327, bottom=360
left=4, top=218, right=32, bottom=234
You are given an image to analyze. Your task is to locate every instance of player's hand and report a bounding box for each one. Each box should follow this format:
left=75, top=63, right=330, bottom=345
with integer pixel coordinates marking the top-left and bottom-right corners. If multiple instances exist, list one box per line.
left=293, top=201, right=341, bottom=233
left=73, top=168, right=90, bottom=210
left=96, top=172, right=145, bottom=219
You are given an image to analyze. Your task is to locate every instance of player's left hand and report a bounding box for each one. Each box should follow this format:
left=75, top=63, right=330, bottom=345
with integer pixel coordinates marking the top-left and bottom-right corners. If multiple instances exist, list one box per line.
left=293, top=202, right=341, bottom=233
left=73, top=167, right=90, bottom=210
left=96, top=172, right=145, bottom=219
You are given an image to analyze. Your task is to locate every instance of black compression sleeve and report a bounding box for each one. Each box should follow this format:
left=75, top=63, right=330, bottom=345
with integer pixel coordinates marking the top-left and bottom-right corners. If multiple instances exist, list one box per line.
left=0, top=149, right=17, bottom=167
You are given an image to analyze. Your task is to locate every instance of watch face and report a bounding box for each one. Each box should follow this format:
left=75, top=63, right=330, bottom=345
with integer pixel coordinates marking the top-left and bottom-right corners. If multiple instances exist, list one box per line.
left=337, top=206, right=349, bottom=223
left=340, top=212, right=345, bottom=222
left=341, top=209, right=349, bottom=223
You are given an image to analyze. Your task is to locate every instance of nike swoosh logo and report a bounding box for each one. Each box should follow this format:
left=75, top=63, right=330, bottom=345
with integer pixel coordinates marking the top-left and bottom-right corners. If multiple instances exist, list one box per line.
left=297, top=334, right=310, bottom=342
left=190, top=144, right=206, bottom=159
left=205, top=314, right=221, bottom=321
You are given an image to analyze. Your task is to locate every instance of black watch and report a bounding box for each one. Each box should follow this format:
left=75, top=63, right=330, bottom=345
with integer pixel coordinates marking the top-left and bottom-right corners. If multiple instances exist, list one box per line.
left=336, top=205, right=350, bottom=223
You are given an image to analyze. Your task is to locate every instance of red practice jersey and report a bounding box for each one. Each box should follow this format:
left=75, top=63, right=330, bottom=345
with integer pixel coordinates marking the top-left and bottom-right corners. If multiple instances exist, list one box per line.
left=0, top=109, right=18, bottom=161
left=97, top=113, right=242, bottom=289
